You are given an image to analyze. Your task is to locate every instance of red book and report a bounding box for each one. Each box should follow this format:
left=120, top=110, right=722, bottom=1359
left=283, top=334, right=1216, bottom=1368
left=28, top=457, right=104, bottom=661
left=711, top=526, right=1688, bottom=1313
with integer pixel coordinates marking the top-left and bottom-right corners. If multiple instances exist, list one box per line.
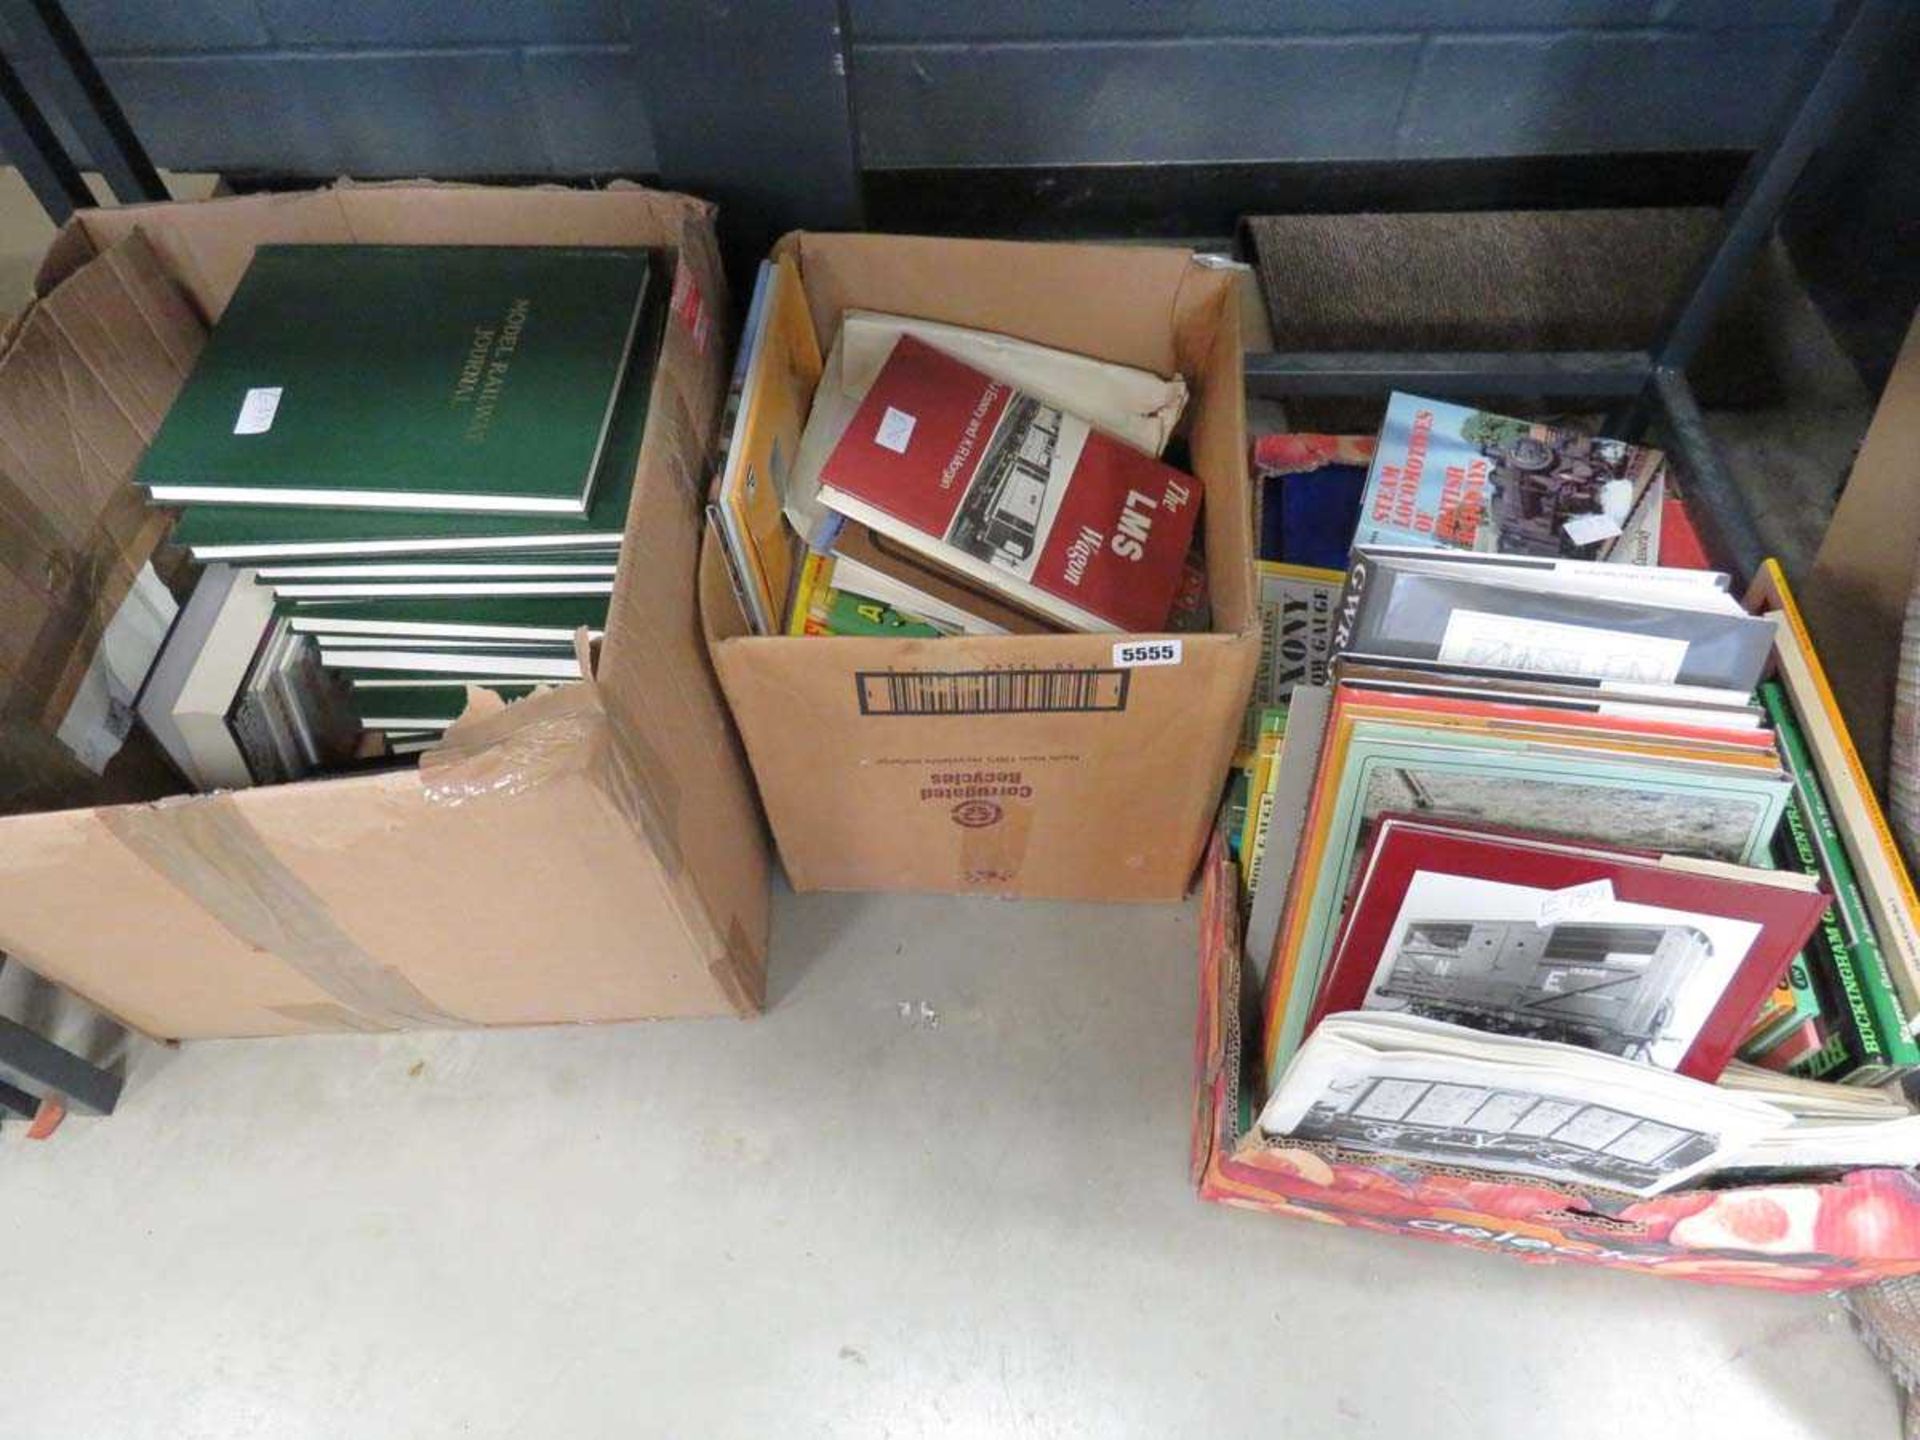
left=815, top=335, right=1201, bottom=632
left=1659, top=491, right=1712, bottom=569
left=1309, top=815, right=1830, bottom=1082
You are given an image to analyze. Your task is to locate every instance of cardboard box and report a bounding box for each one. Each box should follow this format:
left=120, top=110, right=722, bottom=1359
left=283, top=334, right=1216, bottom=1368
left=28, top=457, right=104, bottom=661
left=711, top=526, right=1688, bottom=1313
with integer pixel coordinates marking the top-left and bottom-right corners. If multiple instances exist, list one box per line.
left=0, top=182, right=770, bottom=1039
left=1802, top=308, right=1920, bottom=791
left=1192, top=831, right=1920, bottom=1292
left=1200, top=569, right=1920, bottom=1292
left=700, top=235, right=1259, bottom=900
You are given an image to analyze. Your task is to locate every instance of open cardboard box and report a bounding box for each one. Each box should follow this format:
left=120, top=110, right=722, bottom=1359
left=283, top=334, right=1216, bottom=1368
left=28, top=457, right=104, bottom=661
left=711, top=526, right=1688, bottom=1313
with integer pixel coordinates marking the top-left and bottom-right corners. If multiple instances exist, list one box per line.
left=1194, top=566, right=1920, bottom=1292
left=0, top=182, right=770, bottom=1040
left=700, top=235, right=1260, bottom=900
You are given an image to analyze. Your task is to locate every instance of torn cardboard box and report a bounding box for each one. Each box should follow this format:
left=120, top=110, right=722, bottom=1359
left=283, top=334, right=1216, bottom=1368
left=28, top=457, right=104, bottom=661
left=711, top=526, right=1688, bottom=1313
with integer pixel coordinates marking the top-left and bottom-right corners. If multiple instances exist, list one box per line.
left=0, top=182, right=768, bottom=1039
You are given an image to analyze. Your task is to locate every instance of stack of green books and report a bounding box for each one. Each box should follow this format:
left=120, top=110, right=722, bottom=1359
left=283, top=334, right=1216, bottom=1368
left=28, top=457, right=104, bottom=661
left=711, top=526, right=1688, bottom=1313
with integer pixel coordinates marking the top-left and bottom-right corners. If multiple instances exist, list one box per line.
left=138, top=242, right=667, bottom=753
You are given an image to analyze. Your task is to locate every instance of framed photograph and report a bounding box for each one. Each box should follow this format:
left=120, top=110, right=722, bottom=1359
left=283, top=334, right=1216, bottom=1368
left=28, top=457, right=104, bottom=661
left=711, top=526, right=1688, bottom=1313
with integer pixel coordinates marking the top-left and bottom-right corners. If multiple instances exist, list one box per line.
left=1307, top=816, right=1830, bottom=1081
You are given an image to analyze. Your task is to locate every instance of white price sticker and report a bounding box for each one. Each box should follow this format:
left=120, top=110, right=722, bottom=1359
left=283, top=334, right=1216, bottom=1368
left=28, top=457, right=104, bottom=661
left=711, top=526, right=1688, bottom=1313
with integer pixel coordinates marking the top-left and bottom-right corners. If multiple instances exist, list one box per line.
left=1112, top=638, right=1182, bottom=669
left=875, top=405, right=916, bottom=454
left=233, top=386, right=283, bottom=435
left=1562, top=511, right=1623, bottom=547
left=1536, top=878, right=1616, bottom=928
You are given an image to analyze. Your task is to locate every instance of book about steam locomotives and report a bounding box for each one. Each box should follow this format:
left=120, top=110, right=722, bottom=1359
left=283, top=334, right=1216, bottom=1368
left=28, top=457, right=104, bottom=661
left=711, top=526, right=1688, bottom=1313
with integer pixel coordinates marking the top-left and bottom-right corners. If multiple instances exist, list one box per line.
left=813, top=336, right=1201, bottom=633
left=1355, top=393, right=1667, bottom=564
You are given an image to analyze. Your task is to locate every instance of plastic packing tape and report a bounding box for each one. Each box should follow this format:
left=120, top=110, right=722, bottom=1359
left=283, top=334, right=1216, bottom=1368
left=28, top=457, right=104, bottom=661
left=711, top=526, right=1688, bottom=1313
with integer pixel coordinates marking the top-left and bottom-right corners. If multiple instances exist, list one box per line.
left=99, top=793, right=466, bottom=1030
left=416, top=662, right=684, bottom=881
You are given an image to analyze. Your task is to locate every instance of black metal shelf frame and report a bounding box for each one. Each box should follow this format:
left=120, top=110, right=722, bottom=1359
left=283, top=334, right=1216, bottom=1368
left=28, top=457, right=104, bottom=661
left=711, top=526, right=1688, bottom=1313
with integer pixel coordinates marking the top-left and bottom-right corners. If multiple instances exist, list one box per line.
left=1244, top=0, right=1900, bottom=583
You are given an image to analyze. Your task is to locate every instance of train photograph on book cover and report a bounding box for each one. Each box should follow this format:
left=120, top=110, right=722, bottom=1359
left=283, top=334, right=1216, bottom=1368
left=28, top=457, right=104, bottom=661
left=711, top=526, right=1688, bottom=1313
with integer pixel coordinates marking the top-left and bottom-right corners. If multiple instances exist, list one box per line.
left=1292, top=1073, right=1722, bottom=1192
left=1479, top=430, right=1644, bottom=560
left=1375, top=918, right=1713, bottom=1061
left=945, top=394, right=1064, bottom=570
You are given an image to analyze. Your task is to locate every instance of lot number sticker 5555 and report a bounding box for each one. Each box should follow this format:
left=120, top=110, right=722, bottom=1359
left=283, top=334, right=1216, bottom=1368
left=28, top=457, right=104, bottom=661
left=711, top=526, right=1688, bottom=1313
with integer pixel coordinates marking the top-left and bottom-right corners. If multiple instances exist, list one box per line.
left=1112, top=639, right=1182, bottom=669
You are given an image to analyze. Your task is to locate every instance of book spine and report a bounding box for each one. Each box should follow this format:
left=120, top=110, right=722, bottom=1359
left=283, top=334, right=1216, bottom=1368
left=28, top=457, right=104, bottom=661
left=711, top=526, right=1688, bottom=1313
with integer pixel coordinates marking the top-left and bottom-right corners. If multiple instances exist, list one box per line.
left=1776, top=783, right=1892, bottom=1079
left=1329, top=550, right=1375, bottom=656
left=1242, top=711, right=1289, bottom=901
left=1763, top=681, right=1920, bottom=1067
left=1765, top=564, right=1920, bottom=1014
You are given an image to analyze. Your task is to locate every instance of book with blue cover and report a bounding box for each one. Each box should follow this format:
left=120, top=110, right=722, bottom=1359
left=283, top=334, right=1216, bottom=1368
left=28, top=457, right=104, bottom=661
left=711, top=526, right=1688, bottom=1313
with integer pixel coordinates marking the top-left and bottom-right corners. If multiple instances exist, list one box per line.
left=1250, top=433, right=1373, bottom=570
left=1355, top=393, right=1666, bottom=564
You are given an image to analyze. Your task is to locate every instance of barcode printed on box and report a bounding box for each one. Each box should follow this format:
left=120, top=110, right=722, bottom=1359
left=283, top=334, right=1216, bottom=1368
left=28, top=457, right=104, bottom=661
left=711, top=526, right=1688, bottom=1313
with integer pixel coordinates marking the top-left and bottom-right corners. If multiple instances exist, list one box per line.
left=856, top=668, right=1129, bottom=716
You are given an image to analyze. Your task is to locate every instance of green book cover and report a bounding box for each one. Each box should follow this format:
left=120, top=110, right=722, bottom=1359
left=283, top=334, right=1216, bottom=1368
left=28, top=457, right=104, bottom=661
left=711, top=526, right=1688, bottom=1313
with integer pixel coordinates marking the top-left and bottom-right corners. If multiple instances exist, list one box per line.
left=1740, top=954, right=1824, bottom=1059
left=139, top=244, right=654, bottom=515
left=255, top=550, right=620, bottom=580
left=351, top=683, right=543, bottom=724
left=285, top=593, right=609, bottom=642
left=821, top=588, right=942, bottom=638
left=169, top=282, right=665, bottom=558
left=1774, top=792, right=1892, bottom=1079
left=1760, top=680, right=1919, bottom=1066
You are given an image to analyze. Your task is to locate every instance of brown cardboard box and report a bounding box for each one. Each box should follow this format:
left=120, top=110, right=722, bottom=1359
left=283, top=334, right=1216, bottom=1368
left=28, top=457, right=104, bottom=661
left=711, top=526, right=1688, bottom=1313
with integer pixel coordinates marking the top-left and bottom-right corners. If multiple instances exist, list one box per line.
left=1803, top=309, right=1920, bottom=790
left=700, top=235, right=1258, bottom=900
left=0, top=182, right=770, bottom=1039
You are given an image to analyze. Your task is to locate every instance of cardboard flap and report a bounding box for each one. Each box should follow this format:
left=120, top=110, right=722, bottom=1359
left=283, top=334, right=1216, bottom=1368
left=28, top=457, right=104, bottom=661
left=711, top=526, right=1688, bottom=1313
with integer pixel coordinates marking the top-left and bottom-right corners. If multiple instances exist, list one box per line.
left=0, top=230, right=201, bottom=729
left=777, top=232, right=1201, bottom=377
left=1804, top=310, right=1920, bottom=788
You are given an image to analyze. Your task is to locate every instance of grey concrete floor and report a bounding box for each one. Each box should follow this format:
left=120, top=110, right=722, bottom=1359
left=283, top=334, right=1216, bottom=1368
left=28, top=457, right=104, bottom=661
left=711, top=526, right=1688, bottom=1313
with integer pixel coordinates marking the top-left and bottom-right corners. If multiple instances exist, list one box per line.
left=0, top=885, right=1902, bottom=1439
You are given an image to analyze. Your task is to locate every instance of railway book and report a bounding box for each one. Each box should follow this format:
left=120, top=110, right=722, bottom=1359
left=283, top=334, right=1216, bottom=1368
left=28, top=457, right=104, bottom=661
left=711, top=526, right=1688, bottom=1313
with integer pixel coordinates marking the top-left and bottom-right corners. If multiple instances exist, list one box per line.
left=1306, top=816, right=1828, bottom=1082
left=1257, top=1012, right=1789, bottom=1196
left=1334, top=547, right=1776, bottom=694
left=711, top=255, right=821, bottom=634
left=1355, top=392, right=1667, bottom=564
left=813, top=336, right=1201, bottom=633
left=137, top=245, right=657, bottom=515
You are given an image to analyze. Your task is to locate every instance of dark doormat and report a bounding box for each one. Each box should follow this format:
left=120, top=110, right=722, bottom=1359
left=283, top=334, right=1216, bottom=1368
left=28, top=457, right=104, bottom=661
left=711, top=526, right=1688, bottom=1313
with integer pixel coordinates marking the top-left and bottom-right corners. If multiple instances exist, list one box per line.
left=1243, top=208, right=1779, bottom=408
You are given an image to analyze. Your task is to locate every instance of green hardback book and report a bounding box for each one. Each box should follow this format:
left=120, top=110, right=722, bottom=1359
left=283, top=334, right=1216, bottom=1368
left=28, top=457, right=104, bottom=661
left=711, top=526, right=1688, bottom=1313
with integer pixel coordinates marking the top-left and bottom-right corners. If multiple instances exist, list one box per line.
left=351, top=683, right=544, bottom=727
left=169, top=282, right=666, bottom=559
left=1776, top=792, right=1892, bottom=1081
left=1761, top=680, right=1919, bottom=1069
left=329, top=647, right=585, bottom=682
left=254, top=551, right=620, bottom=581
left=285, top=593, right=611, bottom=643
left=139, top=244, right=655, bottom=515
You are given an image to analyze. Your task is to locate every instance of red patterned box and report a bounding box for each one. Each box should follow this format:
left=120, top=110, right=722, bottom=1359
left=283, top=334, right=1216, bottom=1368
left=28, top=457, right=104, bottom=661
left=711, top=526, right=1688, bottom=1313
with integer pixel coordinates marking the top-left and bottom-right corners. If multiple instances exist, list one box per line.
left=1191, top=830, right=1920, bottom=1293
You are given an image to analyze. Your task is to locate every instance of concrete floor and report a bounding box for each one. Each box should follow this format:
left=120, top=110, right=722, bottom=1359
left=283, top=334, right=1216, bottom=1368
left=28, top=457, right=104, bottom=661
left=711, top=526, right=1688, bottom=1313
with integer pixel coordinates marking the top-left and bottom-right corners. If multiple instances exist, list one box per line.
left=0, top=886, right=1902, bottom=1439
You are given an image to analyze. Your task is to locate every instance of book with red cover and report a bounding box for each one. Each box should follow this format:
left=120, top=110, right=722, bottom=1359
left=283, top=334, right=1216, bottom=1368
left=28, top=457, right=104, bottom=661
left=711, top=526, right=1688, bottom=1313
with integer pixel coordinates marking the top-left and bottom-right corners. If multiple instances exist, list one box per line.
left=1308, top=815, right=1830, bottom=1082
left=814, top=334, right=1201, bottom=633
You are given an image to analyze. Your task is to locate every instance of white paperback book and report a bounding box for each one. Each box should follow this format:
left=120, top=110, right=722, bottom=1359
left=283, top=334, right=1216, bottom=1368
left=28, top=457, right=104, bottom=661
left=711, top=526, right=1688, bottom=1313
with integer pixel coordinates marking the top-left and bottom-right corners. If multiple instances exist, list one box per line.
left=135, top=565, right=278, bottom=790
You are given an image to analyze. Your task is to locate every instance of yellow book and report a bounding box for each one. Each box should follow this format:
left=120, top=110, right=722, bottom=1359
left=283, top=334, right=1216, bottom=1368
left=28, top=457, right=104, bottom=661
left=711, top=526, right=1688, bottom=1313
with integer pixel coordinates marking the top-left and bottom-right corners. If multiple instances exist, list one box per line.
left=715, top=254, right=823, bottom=633
left=1239, top=708, right=1287, bottom=902
left=786, top=551, right=829, bottom=637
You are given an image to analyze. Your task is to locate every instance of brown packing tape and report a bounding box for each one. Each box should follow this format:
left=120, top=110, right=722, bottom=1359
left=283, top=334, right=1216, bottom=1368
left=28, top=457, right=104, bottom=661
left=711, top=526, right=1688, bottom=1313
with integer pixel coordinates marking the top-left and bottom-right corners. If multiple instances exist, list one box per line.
left=100, top=795, right=465, bottom=1029
left=418, top=680, right=684, bottom=880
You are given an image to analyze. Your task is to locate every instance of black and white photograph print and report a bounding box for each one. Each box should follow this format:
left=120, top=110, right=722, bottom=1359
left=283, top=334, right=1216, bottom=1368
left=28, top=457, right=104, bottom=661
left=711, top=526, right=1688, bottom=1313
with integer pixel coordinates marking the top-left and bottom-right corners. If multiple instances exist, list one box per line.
left=943, top=394, right=1085, bottom=581
left=1291, top=1072, right=1721, bottom=1193
left=1360, top=870, right=1761, bottom=1070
